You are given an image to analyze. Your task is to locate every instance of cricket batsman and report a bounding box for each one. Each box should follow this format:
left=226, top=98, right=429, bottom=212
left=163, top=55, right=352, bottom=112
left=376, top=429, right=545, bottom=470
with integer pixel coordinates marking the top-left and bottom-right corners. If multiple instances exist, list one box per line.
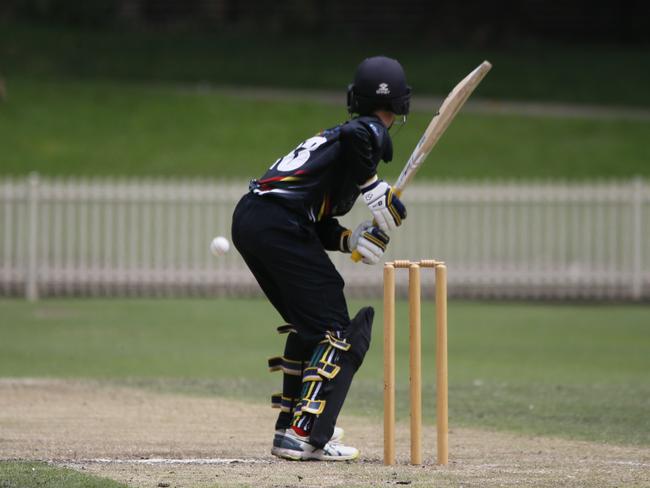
left=231, top=56, right=410, bottom=461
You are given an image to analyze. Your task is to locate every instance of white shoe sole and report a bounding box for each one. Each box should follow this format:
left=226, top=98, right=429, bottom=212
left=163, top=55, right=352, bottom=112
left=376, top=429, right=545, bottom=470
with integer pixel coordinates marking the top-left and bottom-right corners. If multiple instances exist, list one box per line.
left=272, top=447, right=304, bottom=461
left=306, top=449, right=359, bottom=461
left=273, top=448, right=359, bottom=462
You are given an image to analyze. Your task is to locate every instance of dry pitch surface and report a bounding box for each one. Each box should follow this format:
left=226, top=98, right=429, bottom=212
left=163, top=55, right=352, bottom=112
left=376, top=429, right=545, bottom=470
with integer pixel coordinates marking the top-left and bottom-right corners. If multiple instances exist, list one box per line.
left=0, top=379, right=648, bottom=488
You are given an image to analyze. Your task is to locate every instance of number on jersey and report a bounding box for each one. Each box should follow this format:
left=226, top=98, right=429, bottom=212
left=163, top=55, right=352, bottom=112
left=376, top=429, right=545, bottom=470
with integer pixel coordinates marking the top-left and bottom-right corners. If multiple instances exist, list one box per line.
left=271, top=136, right=327, bottom=172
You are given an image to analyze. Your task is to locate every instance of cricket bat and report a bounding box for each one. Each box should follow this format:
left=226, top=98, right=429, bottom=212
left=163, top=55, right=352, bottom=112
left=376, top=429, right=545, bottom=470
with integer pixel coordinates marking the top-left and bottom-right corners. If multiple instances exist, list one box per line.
left=351, top=60, right=492, bottom=262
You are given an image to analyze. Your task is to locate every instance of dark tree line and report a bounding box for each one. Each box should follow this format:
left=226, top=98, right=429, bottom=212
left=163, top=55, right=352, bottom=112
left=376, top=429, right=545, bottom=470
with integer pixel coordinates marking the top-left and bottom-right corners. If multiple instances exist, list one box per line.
left=1, top=0, right=648, bottom=45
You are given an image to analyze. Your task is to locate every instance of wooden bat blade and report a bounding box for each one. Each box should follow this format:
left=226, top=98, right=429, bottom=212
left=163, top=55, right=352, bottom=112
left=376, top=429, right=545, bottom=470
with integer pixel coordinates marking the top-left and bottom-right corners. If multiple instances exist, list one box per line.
left=394, top=60, right=492, bottom=192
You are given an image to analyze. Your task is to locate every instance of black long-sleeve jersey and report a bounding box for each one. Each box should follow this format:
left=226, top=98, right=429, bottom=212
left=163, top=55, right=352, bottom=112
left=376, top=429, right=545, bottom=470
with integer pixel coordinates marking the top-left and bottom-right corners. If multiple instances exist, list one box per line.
left=249, top=115, right=393, bottom=249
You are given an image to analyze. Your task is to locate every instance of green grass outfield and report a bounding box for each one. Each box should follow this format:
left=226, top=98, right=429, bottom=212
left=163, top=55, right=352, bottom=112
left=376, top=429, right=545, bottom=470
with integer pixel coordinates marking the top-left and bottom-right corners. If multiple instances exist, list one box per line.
left=1, top=298, right=648, bottom=447
left=0, top=461, right=127, bottom=488
left=2, top=77, right=649, bottom=179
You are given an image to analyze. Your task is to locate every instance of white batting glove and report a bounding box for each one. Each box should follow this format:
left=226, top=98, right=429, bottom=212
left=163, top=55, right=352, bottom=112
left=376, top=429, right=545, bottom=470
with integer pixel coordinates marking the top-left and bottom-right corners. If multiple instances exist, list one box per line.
left=360, top=178, right=407, bottom=233
left=349, top=221, right=390, bottom=265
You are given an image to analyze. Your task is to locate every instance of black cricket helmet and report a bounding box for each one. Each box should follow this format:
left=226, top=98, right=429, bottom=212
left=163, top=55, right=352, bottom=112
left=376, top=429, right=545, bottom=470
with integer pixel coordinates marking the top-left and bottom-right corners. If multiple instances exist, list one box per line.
left=347, top=56, right=411, bottom=116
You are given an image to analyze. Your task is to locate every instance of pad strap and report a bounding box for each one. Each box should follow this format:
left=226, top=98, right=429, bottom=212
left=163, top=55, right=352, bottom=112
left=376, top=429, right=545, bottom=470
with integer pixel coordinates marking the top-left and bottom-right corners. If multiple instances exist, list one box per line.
left=300, top=399, right=326, bottom=415
left=271, top=393, right=281, bottom=408
left=268, top=356, right=303, bottom=376
left=271, top=393, right=299, bottom=412
left=277, top=324, right=298, bottom=334
left=322, top=331, right=351, bottom=351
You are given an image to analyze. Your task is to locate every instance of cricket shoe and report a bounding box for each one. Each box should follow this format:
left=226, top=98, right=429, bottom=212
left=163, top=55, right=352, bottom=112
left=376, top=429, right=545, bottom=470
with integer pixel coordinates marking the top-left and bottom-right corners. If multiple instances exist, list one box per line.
left=271, top=429, right=358, bottom=461
left=271, top=426, right=344, bottom=456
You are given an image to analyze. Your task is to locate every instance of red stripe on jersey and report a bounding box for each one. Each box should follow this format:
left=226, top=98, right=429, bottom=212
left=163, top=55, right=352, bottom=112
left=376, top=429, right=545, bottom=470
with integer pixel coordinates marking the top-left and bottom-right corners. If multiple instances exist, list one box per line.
left=259, top=175, right=289, bottom=184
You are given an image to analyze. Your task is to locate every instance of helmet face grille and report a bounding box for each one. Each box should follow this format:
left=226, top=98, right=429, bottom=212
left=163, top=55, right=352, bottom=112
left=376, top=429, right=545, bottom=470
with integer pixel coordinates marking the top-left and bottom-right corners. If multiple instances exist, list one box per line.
left=348, top=56, right=411, bottom=116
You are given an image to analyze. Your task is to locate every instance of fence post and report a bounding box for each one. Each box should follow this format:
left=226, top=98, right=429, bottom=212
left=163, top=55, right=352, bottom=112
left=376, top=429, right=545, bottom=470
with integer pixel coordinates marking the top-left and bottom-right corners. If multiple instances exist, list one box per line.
left=26, top=172, right=40, bottom=301
left=631, top=177, right=643, bottom=300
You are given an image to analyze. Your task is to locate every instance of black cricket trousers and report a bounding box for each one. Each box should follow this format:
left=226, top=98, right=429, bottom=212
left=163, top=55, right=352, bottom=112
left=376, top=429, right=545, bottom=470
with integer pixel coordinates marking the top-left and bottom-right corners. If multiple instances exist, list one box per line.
left=231, top=192, right=350, bottom=345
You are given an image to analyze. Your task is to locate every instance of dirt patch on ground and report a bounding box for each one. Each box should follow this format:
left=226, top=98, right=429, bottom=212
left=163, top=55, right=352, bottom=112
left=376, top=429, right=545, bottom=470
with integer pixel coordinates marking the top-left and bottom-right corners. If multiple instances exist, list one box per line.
left=1, top=379, right=648, bottom=487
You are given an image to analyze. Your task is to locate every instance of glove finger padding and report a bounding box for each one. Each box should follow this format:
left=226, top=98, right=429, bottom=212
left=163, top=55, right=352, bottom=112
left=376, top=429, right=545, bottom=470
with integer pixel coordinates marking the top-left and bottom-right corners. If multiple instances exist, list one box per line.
left=387, top=190, right=407, bottom=227
left=349, top=220, right=373, bottom=251
left=361, top=179, right=407, bottom=233
left=357, top=226, right=389, bottom=265
left=358, top=242, right=382, bottom=265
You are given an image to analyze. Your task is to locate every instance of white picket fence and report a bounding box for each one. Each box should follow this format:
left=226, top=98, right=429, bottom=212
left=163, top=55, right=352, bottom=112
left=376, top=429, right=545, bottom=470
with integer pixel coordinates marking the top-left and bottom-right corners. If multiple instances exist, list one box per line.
left=1, top=174, right=648, bottom=300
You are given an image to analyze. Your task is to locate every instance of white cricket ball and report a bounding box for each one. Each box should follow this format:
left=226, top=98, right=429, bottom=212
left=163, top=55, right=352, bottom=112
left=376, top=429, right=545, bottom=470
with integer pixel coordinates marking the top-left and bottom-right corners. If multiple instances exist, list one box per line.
left=210, top=236, right=230, bottom=256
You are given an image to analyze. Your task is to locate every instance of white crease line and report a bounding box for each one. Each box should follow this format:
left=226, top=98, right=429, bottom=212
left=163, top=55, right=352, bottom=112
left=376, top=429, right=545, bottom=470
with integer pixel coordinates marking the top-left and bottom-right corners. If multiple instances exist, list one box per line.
left=57, top=458, right=272, bottom=465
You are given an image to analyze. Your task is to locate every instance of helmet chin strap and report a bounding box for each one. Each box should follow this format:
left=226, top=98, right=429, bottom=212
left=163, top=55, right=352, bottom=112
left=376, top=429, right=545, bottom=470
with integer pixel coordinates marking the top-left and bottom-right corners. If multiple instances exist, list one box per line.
left=389, top=115, right=407, bottom=136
